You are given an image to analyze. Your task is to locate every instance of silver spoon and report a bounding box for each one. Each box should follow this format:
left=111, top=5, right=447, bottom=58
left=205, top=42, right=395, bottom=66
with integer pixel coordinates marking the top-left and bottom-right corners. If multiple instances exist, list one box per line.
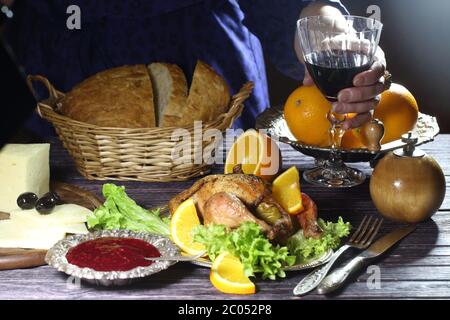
left=144, top=250, right=207, bottom=262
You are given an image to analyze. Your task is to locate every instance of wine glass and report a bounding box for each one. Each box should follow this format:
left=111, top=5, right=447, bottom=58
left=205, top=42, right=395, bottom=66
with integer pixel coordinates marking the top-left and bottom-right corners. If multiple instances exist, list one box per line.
left=296, top=15, right=383, bottom=187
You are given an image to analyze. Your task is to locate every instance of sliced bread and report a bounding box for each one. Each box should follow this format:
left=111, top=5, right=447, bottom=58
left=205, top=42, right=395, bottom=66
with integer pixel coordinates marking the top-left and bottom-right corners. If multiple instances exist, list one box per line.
left=147, top=63, right=189, bottom=127
left=186, top=61, right=231, bottom=123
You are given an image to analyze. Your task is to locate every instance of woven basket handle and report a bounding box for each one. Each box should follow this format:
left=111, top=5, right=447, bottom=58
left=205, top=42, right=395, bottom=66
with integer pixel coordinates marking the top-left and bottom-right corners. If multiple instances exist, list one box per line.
left=219, top=81, right=254, bottom=129
left=230, top=82, right=254, bottom=107
left=26, top=75, right=62, bottom=109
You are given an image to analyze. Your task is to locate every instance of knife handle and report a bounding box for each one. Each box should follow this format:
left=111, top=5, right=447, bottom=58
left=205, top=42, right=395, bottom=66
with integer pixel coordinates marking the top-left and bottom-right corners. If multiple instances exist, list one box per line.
left=317, top=256, right=366, bottom=294
left=293, top=244, right=350, bottom=296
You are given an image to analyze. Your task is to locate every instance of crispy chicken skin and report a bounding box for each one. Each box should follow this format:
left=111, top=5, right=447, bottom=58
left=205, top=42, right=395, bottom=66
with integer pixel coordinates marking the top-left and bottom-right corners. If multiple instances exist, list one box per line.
left=169, top=174, right=265, bottom=215
left=203, top=192, right=271, bottom=232
left=169, top=174, right=294, bottom=244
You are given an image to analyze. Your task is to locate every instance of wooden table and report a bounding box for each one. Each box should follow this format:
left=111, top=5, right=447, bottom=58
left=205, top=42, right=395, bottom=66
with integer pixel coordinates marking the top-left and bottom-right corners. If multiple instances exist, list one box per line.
left=0, top=135, right=449, bottom=300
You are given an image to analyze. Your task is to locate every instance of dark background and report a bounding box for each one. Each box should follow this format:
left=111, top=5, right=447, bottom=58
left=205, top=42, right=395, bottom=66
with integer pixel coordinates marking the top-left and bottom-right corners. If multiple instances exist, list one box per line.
left=266, top=0, right=450, bottom=133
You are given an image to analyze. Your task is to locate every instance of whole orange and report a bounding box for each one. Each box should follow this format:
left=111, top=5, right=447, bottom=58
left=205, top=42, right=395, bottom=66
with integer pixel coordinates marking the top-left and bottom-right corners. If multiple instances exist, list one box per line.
left=374, top=83, right=419, bottom=144
left=284, top=85, right=332, bottom=147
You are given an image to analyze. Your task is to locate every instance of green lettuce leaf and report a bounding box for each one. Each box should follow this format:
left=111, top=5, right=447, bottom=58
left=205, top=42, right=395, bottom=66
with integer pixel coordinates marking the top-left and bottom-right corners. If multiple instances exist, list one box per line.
left=192, top=222, right=296, bottom=280
left=287, top=217, right=351, bottom=263
left=191, top=224, right=229, bottom=261
left=87, top=183, right=170, bottom=236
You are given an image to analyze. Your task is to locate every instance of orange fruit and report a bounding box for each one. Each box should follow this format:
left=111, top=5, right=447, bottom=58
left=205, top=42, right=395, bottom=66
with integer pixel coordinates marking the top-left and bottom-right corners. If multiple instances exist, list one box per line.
left=224, top=129, right=281, bottom=181
left=374, top=83, right=419, bottom=144
left=272, top=166, right=304, bottom=215
left=284, top=85, right=332, bottom=147
left=341, top=127, right=368, bottom=150
left=210, top=252, right=255, bottom=295
left=170, top=198, right=205, bottom=255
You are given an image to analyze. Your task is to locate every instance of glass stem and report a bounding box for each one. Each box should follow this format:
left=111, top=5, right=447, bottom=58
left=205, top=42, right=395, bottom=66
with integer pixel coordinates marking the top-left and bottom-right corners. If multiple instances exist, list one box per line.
left=324, top=111, right=348, bottom=184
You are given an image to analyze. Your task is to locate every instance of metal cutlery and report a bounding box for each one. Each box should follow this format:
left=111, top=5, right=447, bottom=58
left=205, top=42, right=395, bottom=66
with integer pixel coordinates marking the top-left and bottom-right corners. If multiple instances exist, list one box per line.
left=145, top=250, right=207, bottom=262
left=293, top=215, right=383, bottom=296
left=317, top=224, right=417, bottom=294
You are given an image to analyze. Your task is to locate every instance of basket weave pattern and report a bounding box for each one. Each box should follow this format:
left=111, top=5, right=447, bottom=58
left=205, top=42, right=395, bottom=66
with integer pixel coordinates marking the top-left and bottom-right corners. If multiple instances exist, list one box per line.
left=27, top=75, right=254, bottom=182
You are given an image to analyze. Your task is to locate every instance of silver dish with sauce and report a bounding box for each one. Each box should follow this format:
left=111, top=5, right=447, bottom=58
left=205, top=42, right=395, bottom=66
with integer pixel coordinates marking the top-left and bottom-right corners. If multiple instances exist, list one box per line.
left=45, top=229, right=179, bottom=287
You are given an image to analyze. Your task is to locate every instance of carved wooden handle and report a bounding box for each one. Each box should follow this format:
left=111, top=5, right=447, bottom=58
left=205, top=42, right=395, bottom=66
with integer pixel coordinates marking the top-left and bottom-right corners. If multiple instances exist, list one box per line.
left=362, top=119, right=385, bottom=152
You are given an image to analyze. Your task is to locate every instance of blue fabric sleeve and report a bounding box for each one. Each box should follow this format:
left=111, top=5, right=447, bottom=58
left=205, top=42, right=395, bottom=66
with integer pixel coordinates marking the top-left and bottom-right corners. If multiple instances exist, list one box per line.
left=26, top=0, right=205, bottom=23
left=240, top=0, right=349, bottom=80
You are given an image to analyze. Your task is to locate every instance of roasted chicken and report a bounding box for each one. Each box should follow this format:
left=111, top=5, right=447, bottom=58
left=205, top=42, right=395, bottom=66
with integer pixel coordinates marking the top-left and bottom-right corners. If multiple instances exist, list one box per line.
left=169, top=174, right=294, bottom=244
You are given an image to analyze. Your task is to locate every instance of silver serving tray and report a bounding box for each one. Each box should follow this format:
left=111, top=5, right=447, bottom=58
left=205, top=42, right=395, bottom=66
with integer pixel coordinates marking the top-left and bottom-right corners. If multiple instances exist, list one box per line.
left=189, top=249, right=334, bottom=272
left=45, top=230, right=179, bottom=286
left=255, top=106, right=440, bottom=163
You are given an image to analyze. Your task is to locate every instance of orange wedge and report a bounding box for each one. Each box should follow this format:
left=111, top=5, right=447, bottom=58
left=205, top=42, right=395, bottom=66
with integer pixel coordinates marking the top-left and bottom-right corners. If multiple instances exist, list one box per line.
left=272, top=166, right=304, bottom=215
left=224, top=129, right=281, bottom=181
left=170, top=198, right=205, bottom=255
left=210, top=252, right=255, bottom=295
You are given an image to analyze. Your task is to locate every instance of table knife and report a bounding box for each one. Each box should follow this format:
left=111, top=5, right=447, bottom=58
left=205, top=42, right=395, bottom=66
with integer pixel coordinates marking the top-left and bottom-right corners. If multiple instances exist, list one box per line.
left=317, top=224, right=417, bottom=294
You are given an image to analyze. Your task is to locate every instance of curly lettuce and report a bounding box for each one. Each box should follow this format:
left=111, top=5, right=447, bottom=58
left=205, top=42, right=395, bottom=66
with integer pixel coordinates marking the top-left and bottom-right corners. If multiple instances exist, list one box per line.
left=87, top=184, right=170, bottom=236
left=192, top=222, right=296, bottom=280
left=287, top=217, right=351, bottom=263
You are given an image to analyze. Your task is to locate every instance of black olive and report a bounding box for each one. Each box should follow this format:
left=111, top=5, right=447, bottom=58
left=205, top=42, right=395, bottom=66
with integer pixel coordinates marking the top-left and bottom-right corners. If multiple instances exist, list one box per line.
left=35, top=194, right=58, bottom=215
left=17, top=192, right=39, bottom=210
left=42, top=191, right=61, bottom=204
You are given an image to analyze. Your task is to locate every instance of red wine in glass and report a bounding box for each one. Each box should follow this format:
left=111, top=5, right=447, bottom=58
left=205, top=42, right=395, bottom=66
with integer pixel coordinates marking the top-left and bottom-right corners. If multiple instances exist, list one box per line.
left=305, top=50, right=372, bottom=149
left=305, top=50, right=372, bottom=101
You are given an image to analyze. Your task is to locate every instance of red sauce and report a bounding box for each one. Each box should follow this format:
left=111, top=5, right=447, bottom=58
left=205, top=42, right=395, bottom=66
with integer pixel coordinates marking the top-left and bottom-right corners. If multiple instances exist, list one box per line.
left=66, top=237, right=160, bottom=271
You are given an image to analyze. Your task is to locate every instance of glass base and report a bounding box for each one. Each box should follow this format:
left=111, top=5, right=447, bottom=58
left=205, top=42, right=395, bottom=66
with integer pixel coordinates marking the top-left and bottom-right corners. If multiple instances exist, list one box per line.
left=303, top=161, right=366, bottom=188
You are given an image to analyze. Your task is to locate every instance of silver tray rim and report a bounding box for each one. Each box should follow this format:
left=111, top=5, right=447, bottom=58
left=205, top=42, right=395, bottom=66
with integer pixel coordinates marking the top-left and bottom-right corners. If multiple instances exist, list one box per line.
left=255, top=106, right=440, bottom=161
left=188, top=249, right=334, bottom=272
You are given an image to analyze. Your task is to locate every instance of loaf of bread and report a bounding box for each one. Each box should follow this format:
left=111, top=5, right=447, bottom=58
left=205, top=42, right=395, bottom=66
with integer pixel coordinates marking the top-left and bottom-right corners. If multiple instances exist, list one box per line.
left=61, top=65, right=156, bottom=128
left=60, top=61, right=230, bottom=128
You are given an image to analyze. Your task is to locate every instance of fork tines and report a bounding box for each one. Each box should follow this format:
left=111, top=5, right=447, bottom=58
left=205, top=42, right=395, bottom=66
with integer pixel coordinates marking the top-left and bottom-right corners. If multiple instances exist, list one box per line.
left=349, top=215, right=383, bottom=248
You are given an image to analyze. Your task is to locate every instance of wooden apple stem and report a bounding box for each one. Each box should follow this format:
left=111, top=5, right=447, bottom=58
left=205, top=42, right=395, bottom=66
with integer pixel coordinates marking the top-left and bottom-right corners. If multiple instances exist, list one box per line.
left=363, top=119, right=385, bottom=152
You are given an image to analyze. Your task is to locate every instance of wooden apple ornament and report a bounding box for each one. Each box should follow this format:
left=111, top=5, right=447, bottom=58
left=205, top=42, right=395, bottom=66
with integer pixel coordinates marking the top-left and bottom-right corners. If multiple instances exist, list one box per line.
left=370, top=133, right=446, bottom=223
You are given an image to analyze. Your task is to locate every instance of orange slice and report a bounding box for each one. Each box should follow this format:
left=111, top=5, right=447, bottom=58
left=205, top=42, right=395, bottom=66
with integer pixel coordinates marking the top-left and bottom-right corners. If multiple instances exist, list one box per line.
left=210, top=252, right=255, bottom=295
left=224, top=129, right=281, bottom=181
left=170, top=198, right=205, bottom=255
left=272, top=166, right=304, bottom=215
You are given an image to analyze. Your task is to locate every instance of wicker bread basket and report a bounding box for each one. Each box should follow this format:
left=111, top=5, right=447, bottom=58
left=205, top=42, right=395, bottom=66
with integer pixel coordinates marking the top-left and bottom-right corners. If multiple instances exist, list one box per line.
left=27, top=75, right=254, bottom=182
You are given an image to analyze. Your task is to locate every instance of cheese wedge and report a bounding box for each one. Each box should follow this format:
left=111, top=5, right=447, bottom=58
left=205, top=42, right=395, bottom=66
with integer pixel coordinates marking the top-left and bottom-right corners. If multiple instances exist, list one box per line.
left=0, top=144, right=50, bottom=213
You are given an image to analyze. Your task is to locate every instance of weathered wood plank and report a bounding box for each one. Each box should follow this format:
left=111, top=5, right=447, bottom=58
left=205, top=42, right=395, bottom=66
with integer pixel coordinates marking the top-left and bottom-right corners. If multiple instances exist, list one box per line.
left=0, top=135, right=448, bottom=300
left=1, top=264, right=450, bottom=300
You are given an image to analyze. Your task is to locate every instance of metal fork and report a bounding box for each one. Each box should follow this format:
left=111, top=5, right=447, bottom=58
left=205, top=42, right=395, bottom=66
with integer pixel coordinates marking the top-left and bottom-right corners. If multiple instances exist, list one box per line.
left=293, top=215, right=383, bottom=296
left=144, top=250, right=207, bottom=262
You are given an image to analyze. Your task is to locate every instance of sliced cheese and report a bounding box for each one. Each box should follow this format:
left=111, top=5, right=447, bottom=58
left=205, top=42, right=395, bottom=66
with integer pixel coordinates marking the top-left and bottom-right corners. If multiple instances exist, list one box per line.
left=0, top=220, right=66, bottom=249
left=0, top=204, right=91, bottom=250
left=0, top=144, right=50, bottom=213
left=0, top=233, right=66, bottom=250
left=56, top=223, right=89, bottom=235
left=9, top=204, right=93, bottom=226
